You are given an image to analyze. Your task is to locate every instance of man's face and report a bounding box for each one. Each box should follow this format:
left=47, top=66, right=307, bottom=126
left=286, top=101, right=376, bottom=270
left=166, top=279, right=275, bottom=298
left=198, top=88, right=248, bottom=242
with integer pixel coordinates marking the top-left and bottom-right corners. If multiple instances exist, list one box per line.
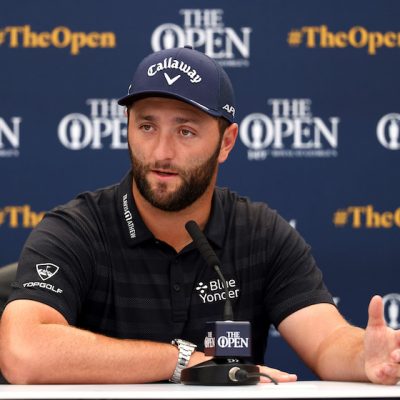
left=127, top=97, right=224, bottom=212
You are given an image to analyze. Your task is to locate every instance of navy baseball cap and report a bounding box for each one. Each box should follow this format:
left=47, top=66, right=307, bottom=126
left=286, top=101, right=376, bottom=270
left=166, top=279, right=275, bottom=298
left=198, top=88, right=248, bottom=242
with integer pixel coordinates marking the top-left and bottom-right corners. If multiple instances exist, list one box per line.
left=118, top=47, right=236, bottom=123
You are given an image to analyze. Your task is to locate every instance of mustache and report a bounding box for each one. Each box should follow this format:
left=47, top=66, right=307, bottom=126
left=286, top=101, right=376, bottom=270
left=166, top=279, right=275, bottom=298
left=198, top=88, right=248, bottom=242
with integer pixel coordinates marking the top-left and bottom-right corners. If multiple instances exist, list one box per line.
left=149, top=161, right=181, bottom=173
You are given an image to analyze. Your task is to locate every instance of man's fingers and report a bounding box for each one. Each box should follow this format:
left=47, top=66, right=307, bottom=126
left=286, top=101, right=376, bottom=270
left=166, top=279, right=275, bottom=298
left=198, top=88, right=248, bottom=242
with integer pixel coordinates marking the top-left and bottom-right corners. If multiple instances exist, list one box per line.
left=258, top=365, right=297, bottom=383
left=367, top=295, right=386, bottom=328
left=376, top=364, right=400, bottom=385
left=390, top=349, right=400, bottom=363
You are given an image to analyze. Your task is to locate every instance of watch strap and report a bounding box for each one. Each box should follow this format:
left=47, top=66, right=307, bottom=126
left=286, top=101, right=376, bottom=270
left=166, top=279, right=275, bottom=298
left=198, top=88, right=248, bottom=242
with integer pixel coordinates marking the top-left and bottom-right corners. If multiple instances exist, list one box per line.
left=170, top=339, right=197, bottom=383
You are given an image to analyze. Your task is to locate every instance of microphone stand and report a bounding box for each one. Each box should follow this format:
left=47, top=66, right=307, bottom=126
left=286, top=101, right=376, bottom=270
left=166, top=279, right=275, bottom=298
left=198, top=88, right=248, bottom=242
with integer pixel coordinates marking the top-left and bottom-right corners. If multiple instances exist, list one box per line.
left=181, top=221, right=261, bottom=385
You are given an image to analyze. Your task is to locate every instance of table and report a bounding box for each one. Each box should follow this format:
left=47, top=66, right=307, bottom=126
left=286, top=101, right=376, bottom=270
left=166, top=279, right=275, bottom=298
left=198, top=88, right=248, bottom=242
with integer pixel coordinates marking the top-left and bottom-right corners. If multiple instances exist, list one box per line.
left=0, top=381, right=399, bottom=399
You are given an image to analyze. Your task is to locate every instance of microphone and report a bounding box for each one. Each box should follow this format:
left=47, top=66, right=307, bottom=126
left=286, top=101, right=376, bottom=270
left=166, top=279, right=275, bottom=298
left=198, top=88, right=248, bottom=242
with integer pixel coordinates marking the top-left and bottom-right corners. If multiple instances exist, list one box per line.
left=185, top=220, right=234, bottom=321
left=181, top=221, right=260, bottom=385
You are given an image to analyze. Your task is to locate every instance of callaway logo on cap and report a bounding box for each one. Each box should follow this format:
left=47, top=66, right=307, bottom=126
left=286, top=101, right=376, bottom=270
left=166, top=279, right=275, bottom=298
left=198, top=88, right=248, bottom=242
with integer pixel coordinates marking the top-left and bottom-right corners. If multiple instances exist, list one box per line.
left=118, top=46, right=236, bottom=123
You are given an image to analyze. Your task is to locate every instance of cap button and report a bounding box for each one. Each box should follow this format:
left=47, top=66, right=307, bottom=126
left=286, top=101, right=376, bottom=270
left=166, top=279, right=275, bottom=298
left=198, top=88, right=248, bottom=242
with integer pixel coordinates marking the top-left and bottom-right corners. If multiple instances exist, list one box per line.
left=184, top=45, right=193, bottom=49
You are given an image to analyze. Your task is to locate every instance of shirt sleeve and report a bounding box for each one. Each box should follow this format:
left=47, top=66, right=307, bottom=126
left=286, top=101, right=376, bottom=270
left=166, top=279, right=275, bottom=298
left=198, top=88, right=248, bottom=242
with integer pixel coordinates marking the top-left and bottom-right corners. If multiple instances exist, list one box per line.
left=263, top=210, right=335, bottom=328
left=7, top=199, right=97, bottom=324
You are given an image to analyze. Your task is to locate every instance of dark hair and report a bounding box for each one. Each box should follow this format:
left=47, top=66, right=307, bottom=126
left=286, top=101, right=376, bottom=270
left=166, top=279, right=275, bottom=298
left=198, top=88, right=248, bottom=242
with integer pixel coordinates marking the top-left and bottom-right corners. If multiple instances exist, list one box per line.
left=218, top=117, right=231, bottom=137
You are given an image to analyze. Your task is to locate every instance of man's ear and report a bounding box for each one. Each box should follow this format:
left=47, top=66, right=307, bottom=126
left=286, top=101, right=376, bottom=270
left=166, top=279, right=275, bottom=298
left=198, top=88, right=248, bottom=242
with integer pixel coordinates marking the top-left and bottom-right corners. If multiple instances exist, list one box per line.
left=218, top=123, right=239, bottom=163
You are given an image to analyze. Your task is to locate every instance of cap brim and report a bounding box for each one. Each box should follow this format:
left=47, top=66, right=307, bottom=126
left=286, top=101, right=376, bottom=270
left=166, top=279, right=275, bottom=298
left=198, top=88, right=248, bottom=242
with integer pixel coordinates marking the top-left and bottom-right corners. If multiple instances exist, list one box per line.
left=117, top=91, right=224, bottom=119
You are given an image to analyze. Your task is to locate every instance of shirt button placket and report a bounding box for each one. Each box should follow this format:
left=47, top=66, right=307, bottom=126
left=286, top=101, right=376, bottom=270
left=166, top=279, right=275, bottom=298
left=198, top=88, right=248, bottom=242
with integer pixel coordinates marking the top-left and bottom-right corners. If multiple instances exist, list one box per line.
left=170, top=257, right=186, bottom=322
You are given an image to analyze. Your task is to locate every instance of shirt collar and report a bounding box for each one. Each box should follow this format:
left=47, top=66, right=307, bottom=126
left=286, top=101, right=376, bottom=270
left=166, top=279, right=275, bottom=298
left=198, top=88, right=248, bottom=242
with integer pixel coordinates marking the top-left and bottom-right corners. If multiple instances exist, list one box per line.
left=117, top=170, right=154, bottom=247
left=203, top=188, right=226, bottom=249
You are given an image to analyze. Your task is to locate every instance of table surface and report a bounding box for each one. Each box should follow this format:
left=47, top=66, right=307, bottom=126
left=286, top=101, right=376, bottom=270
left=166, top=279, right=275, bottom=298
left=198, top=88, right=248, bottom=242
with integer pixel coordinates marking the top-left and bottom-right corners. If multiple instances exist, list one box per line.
left=0, top=381, right=399, bottom=399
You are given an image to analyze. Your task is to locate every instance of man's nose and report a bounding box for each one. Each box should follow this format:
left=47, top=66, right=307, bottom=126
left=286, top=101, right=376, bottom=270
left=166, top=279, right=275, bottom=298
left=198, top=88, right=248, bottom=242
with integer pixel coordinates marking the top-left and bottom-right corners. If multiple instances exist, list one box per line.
left=152, top=132, right=176, bottom=160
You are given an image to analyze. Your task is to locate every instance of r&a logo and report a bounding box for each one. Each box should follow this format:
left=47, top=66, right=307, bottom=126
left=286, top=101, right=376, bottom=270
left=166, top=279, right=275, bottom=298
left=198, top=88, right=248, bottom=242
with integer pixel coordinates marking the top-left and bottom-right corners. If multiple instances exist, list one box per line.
left=383, top=293, right=400, bottom=329
left=377, top=113, right=400, bottom=150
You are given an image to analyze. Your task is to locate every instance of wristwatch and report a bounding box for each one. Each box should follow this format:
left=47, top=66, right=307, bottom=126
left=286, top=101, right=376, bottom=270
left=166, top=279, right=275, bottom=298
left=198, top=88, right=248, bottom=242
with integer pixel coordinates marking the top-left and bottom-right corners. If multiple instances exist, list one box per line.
left=170, top=339, right=197, bottom=383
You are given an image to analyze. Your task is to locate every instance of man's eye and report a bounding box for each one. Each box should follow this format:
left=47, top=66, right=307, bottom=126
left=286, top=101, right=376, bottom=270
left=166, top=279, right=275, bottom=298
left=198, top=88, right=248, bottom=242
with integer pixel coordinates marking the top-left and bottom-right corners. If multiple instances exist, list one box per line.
left=141, top=124, right=153, bottom=132
left=181, top=129, right=194, bottom=137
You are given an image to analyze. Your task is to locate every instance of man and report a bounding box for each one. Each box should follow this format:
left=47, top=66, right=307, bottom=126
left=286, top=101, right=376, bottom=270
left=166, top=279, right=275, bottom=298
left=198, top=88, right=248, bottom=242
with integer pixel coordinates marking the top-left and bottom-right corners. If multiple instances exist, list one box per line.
left=0, top=47, right=399, bottom=385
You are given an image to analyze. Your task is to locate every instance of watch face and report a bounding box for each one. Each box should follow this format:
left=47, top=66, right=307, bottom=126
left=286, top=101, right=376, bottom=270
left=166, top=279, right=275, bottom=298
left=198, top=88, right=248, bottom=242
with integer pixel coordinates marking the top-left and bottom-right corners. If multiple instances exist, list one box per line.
left=173, top=339, right=197, bottom=349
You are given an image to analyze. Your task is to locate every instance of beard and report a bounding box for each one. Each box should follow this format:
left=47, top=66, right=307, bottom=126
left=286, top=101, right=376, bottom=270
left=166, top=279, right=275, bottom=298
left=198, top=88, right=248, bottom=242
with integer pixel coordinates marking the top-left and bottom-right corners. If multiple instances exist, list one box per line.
left=128, top=140, right=222, bottom=212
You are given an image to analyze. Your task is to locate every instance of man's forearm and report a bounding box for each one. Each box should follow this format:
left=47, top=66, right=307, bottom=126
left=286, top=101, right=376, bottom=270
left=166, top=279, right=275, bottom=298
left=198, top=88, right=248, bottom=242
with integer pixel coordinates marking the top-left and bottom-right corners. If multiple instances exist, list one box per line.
left=2, top=322, right=198, bottom=384
left=315, top=325, right=367, bottom=382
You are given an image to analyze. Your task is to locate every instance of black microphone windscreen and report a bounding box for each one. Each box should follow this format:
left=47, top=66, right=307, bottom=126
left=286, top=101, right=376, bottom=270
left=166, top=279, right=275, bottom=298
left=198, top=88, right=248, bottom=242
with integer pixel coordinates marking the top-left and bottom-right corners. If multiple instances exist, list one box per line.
left=185, top=221, right=220, bottom=268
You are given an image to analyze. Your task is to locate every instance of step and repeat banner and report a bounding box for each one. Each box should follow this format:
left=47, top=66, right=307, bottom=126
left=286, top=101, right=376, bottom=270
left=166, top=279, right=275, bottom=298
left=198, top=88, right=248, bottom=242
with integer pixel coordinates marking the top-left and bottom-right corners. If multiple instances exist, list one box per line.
left=1, top=0, right=399, bottom=380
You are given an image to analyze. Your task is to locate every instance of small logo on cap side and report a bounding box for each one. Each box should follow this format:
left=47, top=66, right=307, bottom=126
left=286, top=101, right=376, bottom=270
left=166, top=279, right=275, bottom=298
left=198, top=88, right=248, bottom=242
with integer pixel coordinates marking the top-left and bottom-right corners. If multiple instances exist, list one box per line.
left=164, top=73, right=181, bottom=86
left=223, top=104, right=235, bottom=116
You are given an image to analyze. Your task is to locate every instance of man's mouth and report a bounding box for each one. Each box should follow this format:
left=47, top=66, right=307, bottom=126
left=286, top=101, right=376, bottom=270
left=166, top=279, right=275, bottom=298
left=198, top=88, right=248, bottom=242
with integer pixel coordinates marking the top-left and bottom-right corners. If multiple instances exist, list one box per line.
left=152, top=169, right=178, bottom=177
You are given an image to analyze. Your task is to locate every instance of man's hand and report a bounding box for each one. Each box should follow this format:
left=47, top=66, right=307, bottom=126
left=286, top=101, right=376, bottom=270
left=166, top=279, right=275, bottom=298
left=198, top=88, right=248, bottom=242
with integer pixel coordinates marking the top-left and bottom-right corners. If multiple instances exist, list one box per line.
left=258, top=365, right=297, bottom=383
left=365, top=295, right=400, bottom=385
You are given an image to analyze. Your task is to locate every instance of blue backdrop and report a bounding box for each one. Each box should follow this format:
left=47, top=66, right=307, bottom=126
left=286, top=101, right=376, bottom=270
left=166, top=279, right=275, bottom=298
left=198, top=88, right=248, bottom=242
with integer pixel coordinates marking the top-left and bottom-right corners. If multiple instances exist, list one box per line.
left=1, top=0, right=399, bottom=380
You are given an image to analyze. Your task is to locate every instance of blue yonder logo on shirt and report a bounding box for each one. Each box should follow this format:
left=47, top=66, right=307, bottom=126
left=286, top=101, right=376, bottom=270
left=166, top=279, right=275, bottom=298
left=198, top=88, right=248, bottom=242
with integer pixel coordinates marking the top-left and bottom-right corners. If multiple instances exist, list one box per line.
left=195, top=278, right=239, bottom=304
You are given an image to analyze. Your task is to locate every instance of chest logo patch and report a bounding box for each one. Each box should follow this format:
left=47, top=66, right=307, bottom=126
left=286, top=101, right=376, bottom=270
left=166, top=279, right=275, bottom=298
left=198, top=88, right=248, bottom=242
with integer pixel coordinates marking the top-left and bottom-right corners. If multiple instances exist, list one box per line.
left=195, top=278, right=240, bottom=304
left=36, top=263, right=59, bottom=281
